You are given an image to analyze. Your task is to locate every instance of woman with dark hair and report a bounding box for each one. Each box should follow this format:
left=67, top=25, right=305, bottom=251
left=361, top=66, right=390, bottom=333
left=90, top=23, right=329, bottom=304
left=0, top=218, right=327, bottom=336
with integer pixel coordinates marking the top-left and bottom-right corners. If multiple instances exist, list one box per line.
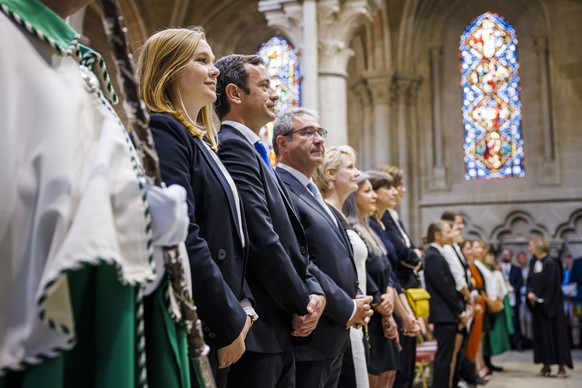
left=527, top=236, right=573, bottom=377
left=366, top=170, right=422, bottom=385
left=374, top=166, right=422, bottom=387
left=343, top=174, right=400, bottom=388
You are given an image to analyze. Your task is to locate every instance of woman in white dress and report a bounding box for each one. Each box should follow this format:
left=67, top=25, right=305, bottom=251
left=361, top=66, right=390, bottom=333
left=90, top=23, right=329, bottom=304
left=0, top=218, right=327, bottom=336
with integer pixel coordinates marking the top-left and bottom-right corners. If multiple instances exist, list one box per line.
left=314, top=145, right=369, bottom=388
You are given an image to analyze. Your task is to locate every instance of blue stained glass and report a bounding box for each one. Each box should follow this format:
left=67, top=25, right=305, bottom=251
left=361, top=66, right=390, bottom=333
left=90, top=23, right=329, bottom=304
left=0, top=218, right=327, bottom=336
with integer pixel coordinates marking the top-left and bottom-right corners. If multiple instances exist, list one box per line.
left=460, top=12, right=525, bottom=180
left=256, top=36, right=301, bottom=165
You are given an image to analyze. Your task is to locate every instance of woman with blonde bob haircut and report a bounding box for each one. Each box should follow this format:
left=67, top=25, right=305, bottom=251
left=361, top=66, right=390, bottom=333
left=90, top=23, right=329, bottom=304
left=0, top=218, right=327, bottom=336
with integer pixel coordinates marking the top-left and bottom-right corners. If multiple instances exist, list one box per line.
left=138, top=27, right=254, bottom=387
left=315, top=146, right=371, bottom=387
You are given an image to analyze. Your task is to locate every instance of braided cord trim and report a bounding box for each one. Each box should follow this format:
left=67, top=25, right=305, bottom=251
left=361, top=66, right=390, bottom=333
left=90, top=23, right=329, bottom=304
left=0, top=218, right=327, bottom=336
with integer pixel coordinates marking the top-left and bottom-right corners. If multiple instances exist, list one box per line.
left=0, top=6, right=156, bottom=376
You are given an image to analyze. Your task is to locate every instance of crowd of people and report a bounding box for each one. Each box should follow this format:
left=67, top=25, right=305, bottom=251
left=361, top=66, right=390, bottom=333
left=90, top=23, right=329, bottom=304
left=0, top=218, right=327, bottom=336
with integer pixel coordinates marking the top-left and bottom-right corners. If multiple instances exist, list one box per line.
left=0, top=2, right=576, bottom=388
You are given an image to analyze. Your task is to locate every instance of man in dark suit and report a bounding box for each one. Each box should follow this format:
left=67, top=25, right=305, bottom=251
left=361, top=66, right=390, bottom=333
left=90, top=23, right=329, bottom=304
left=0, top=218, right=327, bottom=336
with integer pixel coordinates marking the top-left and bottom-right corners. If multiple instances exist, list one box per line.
left=214, top=54, right=325, bottom=388
left=501, top=248, right=524, bottom=350
left=424, top=221, right=468, bottom=388
left=272, top=108, right=373, bottom=387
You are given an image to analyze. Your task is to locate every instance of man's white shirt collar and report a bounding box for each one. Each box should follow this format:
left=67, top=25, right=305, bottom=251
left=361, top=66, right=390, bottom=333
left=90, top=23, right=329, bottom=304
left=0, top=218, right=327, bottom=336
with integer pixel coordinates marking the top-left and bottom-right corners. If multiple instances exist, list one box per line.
left=223, top=120, right=260, bottom=145
left=277, top=163, right=311, bottom=187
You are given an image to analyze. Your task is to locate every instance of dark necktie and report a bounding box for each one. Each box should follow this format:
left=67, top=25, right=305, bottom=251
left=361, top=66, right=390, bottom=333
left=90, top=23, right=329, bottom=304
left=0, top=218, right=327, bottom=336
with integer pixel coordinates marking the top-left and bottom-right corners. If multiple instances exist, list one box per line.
left=307, top=181, right=337, bottom=227
left=254, top=141, right=274, bottom=174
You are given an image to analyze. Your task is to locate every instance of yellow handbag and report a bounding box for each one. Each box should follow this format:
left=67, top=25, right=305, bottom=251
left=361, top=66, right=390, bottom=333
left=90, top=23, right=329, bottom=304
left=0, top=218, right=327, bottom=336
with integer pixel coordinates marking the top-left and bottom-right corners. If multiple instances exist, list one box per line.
left=404, top=288, right=431, bottom=318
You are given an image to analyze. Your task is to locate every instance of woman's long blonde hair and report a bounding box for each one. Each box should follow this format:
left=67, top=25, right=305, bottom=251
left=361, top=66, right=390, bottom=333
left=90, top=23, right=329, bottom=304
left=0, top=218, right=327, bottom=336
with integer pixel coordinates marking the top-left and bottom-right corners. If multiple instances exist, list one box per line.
left=137, top=27, right=217, bottom=150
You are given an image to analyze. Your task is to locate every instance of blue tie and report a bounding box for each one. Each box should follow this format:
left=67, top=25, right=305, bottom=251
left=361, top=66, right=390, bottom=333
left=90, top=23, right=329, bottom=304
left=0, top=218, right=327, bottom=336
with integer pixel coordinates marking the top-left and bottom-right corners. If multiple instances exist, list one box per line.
left=254, top=141, right=274, bottom=174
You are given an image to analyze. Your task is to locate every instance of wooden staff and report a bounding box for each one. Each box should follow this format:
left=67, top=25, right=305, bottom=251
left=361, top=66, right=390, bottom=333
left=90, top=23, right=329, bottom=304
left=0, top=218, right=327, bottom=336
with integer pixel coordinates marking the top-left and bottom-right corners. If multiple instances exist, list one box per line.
left=100, top=1, right=216, bottom=386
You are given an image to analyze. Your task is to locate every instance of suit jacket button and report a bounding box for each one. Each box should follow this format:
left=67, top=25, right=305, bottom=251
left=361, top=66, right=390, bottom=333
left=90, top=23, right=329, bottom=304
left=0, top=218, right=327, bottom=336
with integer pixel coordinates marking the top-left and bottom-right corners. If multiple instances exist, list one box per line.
left=217, top=249, right=226, bottom=261
left=300, top=246, right=307, bottom=255
left=208, top=332, right=216, bottom=340
left=203, top=326, right=210, bottom=333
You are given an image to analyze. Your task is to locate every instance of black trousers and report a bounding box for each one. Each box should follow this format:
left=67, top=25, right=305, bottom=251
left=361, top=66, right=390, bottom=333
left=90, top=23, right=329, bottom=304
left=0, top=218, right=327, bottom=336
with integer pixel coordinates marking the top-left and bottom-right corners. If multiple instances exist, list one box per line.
left=227, top=350, right=295, bottom=388
left=394, top=333, right=417, bottom=388
left=295, top=353, right=344, bottom=388
left=432, top=324, right=457, bottom=388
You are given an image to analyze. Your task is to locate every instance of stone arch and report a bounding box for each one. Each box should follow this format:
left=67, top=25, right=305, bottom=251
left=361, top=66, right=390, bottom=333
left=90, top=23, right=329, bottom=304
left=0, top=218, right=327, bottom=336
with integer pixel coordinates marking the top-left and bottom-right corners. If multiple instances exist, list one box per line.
left=554, top=208, right=582, bottom=239
left=459, top=212, right=487, bottom=241
left=490, top=210, right=549, bottom=241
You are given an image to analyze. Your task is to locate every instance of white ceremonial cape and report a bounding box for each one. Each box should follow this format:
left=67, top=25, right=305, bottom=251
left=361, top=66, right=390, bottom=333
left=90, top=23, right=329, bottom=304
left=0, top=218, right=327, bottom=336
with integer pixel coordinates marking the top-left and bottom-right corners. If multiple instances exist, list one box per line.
left=0, top=11, right=155, bottom=372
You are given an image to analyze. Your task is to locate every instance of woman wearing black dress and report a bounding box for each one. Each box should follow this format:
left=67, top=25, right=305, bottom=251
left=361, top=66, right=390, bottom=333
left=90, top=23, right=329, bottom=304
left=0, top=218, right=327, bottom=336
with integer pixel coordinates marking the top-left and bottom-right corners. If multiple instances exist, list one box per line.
left=343, top=174, right=400, bottom=387
left=527, top=236, right=572, bottom=377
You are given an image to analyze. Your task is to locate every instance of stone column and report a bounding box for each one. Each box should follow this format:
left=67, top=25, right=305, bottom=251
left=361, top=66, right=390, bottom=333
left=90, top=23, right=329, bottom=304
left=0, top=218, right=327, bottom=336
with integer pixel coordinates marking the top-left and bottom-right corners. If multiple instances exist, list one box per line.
left=302, top=0, right=319, bottom=110
left=534, top=36, right=560, bottom=185
left=390, top=74, right=421, bottom=227
left=352, top=81, right=373, bottom=168
left=429, top=44, right=447, bottom=190
left=364, top=70, right=393, bottom=167
left=317, top=0, right=379, bottom=146
left=259, top=0, right=379, bottom=146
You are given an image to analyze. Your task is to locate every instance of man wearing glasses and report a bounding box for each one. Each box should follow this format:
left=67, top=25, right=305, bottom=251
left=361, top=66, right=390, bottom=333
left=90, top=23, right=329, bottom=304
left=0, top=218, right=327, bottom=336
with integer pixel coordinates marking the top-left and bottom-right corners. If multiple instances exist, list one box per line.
left=274, top=108, right=373, bottom=387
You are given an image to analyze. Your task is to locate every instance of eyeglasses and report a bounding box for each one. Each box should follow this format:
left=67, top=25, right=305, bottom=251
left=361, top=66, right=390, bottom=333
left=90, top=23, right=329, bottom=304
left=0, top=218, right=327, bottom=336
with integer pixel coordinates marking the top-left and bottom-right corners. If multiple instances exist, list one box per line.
left=284, top=125, right=328, bottom=139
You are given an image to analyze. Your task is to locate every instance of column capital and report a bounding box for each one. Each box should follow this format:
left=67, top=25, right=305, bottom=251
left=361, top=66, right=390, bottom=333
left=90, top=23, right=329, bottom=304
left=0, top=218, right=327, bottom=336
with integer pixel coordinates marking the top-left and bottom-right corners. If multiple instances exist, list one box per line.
left=390, top=73, right=422, bottom=106
left=362, top=70, right=393, bottom=104
left=318, top=0, right=380, bottom=75
left=351, top=79, right=371, bottom=105
left=259, top=0, right=304, bottom=47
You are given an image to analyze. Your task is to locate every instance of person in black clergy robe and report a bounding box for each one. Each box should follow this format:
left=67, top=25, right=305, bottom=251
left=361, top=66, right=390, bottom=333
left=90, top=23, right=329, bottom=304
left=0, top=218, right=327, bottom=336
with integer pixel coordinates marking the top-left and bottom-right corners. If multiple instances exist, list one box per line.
left=424, top=221, right=468, bottom=388
left=526, top=236, right=573, bottom=378
left=273, top=107, right=373, bottom=387
left=214, top=54, right=325, bottom=388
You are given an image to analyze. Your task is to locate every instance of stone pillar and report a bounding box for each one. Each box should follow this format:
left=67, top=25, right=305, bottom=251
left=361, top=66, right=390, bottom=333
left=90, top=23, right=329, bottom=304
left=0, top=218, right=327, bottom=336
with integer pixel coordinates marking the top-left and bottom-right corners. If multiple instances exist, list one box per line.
left=302, top=0, right=319, bottom=110
left=429, top=44, right=447, bottom=190
left=534, top=36, right=560, bottom=185
left=259, top=0, right=379, bottom=146
left=391, top=74, right=421, bottom=227
left=352, top=81, right=373, bottom=168
left=317, top=0, right=379, bottom=146
left=364, top=70, right=393, bottom=167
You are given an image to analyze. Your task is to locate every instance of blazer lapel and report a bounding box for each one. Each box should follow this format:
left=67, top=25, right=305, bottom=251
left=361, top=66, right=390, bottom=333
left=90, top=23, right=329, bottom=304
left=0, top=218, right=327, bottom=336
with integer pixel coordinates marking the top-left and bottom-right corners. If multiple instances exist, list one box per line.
left=194, top=138, right=243, bottom=247
left=276, top=168, right=337, bottom=228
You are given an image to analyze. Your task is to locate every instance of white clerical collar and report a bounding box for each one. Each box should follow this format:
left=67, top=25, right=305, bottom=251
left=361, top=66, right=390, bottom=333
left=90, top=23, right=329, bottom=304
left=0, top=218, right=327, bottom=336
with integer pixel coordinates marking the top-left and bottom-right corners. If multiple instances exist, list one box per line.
left=277, top=162, right=311, bottom=187
left=222, top=120, right=260, bottom=145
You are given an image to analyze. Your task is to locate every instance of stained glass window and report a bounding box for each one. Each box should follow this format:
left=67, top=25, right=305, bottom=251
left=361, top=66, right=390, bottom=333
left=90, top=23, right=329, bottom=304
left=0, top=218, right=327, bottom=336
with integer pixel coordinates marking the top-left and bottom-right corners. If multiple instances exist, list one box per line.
left=460, top=12, right=524, bottom=180
left=256, top=36, right=301, bottom=164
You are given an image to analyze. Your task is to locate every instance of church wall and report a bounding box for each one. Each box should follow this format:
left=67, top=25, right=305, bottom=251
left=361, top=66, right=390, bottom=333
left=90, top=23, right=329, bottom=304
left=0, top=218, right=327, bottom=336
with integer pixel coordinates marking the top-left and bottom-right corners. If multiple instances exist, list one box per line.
left=410, top=0, right=582, bottom=253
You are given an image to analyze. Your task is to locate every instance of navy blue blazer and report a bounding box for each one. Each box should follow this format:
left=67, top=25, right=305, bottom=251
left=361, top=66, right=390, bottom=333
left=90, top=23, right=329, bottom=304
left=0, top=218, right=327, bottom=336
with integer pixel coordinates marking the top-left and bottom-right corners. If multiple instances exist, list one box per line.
left=217, top=124, right=323, bottom=353
left=277, top=167, right=358, bottom=361
left=150, top=113, right=249, bottom=349
left=381, top=211, right=421, bottom=289
left=424, top=246, right=465, bottom=324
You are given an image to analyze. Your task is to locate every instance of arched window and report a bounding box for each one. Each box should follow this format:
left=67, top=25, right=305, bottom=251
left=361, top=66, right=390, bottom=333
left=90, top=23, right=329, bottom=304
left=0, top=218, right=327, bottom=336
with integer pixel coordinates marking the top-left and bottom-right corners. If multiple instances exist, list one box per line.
left=256, top=36, right=301, bottom=164
left=460, top=12, right=524, bottom=180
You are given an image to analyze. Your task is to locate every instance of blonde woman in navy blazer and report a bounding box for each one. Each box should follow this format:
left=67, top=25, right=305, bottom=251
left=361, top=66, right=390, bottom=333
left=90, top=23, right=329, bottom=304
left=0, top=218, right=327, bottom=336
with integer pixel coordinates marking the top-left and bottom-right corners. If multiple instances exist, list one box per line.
left=138, top=27, right=253, bottom=387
